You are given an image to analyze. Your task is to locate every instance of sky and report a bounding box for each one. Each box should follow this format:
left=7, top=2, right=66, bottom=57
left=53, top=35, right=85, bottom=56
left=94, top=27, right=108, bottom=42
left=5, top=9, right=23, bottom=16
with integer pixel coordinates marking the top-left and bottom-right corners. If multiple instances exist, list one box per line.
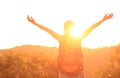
left=0, top=0, right=120, bottom=49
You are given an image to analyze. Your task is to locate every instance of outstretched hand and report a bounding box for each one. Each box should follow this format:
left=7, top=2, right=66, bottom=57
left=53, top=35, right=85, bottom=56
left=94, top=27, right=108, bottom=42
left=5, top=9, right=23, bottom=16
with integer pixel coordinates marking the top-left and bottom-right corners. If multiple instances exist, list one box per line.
left=103, top=13, right=113, bottom=20
left=27, top=15, right=36, bottom=24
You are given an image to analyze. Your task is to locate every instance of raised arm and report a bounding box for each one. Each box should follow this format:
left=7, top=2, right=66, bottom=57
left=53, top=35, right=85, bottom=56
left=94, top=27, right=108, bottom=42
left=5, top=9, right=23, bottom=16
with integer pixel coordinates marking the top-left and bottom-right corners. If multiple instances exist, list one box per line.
left=79, top=13, right=113, bottom=41
left=27, top=15, right=61, bottom=41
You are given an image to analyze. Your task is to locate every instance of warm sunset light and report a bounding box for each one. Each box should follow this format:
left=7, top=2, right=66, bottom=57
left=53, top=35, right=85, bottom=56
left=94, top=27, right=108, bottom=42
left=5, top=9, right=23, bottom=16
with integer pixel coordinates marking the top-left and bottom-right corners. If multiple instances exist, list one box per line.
left=0, top=0, right=120, bottom=49
left=70, top=25, right=85, bottom=38
left=70, top=24, right=117, bottom=49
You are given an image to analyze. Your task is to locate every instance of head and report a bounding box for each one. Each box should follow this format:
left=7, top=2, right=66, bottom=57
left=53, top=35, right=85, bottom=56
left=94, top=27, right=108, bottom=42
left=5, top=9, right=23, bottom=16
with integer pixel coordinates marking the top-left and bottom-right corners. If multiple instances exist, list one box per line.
left=64, top=20, right=74, bottom=35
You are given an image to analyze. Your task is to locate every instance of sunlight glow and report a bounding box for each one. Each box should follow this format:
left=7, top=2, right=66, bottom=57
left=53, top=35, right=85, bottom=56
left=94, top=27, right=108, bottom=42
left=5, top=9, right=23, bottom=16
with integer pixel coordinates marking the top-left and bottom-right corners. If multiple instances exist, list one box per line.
left=70, top=23, right=120, bottom=49
left=70, top=25, right=85, bottom=38
left=0, top=0, right=120, bottom=49
left=70, top=25, right=102, bottom=49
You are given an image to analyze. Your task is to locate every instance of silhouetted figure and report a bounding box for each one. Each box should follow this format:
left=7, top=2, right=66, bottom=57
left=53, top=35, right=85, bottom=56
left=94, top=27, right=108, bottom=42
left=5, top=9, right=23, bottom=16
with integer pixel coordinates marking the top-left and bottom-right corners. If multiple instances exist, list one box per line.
left=27, top=13, right=113, bottom=78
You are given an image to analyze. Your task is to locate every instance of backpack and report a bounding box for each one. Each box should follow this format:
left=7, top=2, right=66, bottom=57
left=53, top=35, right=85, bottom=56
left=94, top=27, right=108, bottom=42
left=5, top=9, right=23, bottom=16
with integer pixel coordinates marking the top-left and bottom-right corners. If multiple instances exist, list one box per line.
left=58, top=36, right=83, bottom=75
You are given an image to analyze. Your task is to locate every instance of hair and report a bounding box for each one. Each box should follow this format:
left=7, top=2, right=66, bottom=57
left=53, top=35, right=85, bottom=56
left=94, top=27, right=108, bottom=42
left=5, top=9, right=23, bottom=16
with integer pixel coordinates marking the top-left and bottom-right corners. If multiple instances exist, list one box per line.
left=64, top=20, right=74, bottom=33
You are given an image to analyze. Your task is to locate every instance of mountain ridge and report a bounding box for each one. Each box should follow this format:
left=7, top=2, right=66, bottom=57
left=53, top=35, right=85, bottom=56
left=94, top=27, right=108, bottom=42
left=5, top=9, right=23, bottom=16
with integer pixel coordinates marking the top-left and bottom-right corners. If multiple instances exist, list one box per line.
left=0, top=45, right=117, bottom=78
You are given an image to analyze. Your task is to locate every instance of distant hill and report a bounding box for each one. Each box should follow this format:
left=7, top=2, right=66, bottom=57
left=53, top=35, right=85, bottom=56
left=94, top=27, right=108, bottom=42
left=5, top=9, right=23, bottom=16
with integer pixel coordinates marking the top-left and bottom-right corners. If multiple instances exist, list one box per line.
left=82, top=46, right=116, bottom=78
left=0, top=45, right=117, bottom=78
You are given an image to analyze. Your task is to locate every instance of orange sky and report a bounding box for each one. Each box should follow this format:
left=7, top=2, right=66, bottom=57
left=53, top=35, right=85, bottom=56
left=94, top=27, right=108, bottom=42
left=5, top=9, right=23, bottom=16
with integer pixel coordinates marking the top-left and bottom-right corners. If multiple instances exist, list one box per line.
left=0, top=0, right=120, bottom=49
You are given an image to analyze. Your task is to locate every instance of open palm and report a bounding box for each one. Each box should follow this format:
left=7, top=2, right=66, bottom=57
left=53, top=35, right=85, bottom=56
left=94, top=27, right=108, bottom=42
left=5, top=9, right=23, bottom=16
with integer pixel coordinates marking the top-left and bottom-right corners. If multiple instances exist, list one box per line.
left=103, top=13, right=113, bottom=20
left=27, top=15, right=36, bottom=24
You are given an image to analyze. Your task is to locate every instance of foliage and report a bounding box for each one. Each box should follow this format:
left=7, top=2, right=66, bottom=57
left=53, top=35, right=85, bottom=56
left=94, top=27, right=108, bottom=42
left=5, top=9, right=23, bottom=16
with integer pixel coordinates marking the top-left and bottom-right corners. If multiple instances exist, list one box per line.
left=0, top=49, right=58, bottom=78
left=92, top=45, right=120, bottom=78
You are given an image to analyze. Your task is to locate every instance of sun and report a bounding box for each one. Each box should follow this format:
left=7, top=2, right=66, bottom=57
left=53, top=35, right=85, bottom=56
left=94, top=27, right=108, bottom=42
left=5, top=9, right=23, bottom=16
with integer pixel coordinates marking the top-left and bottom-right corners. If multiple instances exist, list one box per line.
left=70, top=25, right=117, bottom=49
left=70, top=25, right=85, bottom=38
left=69, top=25, right=100, bottom=49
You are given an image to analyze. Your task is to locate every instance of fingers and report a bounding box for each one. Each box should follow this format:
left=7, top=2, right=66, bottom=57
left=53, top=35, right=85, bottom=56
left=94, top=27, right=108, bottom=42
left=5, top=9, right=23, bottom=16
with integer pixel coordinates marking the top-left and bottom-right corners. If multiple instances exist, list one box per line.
left=30, top=17, right=34, bottom=21
left=109, top=13, right=113, bottom=18
left=27, top=15, right=35, bottom=22
left=107, top=13, right=113, bottom=17
left=103, top=13, right=113, bottom=20
left=106, top=13, right=113, bottom=19
left=104, top=13, right=113, bottom=17
left=27, top=15, right=31, bottom=21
